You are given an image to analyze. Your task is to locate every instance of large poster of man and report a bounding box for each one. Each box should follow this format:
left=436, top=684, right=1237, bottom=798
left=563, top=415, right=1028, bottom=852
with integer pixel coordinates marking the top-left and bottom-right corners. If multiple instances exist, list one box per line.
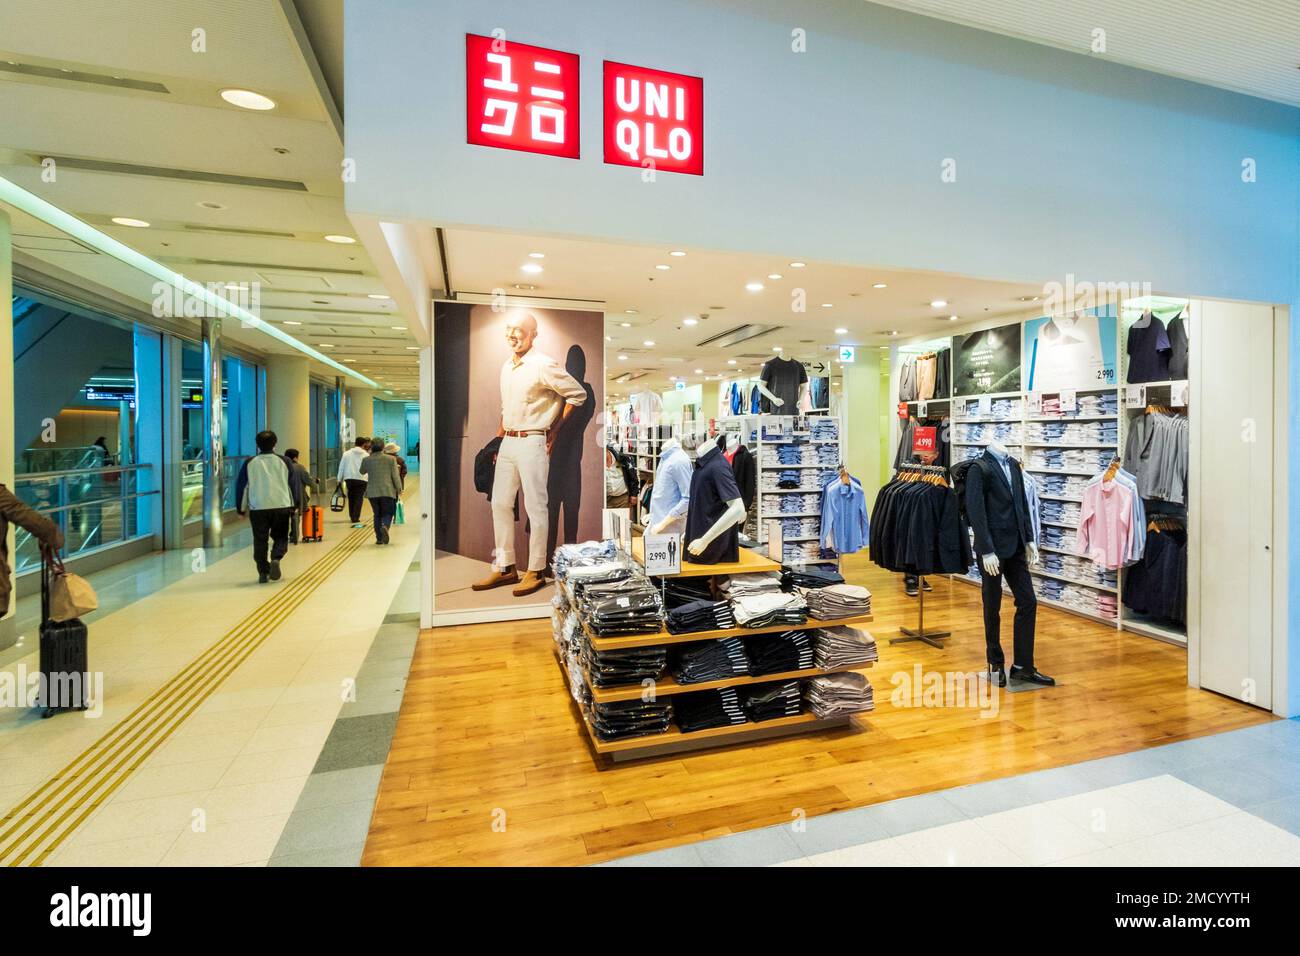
left=952, top=322, right=1022, bottom=395
left=433, top=302, right=603, bottom=615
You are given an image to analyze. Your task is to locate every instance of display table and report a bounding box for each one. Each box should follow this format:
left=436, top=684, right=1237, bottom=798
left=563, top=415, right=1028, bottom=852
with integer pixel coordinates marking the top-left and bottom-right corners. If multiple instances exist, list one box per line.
left=558, top=539, right=874, bottom=764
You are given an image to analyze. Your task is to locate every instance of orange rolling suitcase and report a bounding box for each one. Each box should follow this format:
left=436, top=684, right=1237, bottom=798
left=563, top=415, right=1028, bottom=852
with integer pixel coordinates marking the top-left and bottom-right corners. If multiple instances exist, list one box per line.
left=302, top=496, right=324, bottom=542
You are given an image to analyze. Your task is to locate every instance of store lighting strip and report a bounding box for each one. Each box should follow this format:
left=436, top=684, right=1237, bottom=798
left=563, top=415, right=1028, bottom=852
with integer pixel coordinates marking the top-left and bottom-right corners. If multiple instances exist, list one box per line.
left=0, top=174, right=379, bottom=387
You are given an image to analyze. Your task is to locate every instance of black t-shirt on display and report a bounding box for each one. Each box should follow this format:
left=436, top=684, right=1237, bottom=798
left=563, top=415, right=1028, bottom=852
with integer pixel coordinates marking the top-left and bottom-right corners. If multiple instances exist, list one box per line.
left=1166, top=313, right=1189, bottom=380
left=685, top=444, right=743, bottom=564
left=759, top=357, right=807, bottom=413
left=1126, top=312, right=1171, bottom=383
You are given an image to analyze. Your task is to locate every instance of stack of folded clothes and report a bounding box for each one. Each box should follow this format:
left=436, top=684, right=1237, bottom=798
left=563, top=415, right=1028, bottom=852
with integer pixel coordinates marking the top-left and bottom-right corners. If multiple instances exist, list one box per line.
left=718, top=571, right=783, bottom=598
left=674, top=687, right=746, bottom=732
left=589, top=699, right=673, bottom=741
left=552, top=539, right=616, bottom=580
left=730, top=591, right=809, bottom=628
left=804, top=583, right=871, bottom=619
left=577, top=578, right=663, bottom=635
left=782, top=564, right=844, bottom=590
left=659, top=576, right=713, bottom=610
left=812, top=626, right=878, bottom=668
left=582, top=641, right=668, bottom=687
left=562, top=553, right=637, bottom=602
left=742, top=681, right=802, bottom=722
left=747, top=630, right=815, bottom=676
left=671, top=637, right=751, bottom=683
left=803, top=672, right=875, bottom=718
left=666, top=599, right=736, bottom=634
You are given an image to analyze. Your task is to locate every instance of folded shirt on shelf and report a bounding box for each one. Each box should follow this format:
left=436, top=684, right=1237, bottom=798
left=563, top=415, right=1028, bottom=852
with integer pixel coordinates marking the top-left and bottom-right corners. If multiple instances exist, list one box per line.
left=804, top=672, right=875, bottom=718
left=729, top=591, right=809, bottom=628
left=674, top=687, right=747, bottom=732
left=742, top=680, right=803, bottom=722
left=577, top=578, right=664, bottom=635
left=782, top=564, right=845, bottom=589
left=588, top=698, right=673, bottom=741
left=812, top=625, right=878, bottom=668
left=809, top=419, right=839, bottom=441
left=658, top=575, right=714, bottom=610
left=671, top=636, right=751, bottom=683
left=783, top=540, right=832, bottom=564
left=582, top=641, right=668, bottom=687
left=552, top=539, right=618, bottom=580
left=666, top=598, right=736, bottom=634
left=747, top=630, right=815, bottom=676
left=804, top=583, right=871, bottom=620
left=718, top=571, right=783, bottom=598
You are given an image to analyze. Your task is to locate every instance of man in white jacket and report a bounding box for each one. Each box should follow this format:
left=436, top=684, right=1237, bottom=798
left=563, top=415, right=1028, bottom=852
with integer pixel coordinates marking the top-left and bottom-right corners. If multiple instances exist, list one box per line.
left=235, top=430, right=297, bottom=583
left=337, top=437, right=370, bottom=528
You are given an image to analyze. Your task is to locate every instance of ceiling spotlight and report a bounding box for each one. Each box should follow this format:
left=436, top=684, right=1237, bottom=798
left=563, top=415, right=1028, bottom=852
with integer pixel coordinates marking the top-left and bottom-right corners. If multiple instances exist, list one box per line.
left=111, top=217, right=150, bottom=228
left=772, top=345, right=783, bottom=352
left=873, top=282, right=887, bottom=289
left=669, top=250, right=687, bottom=257
left=890, top=330, right=899, bottom=336
left=767, top=273, right=783, bottom=280
left=521, top=263, right=543, bottom=274
left=834, top=327, right=848, bottom=335
left=694, top=368, right=703, bottom=374
left=789, top=261, right=806, bottom=268
left=220, top=88, right=277, bottom=111
left=324, top=234, right=356, bottom=244
left=624, top=309, right=638, bottom=314
left=317, top=343, right=335, bottom=348
left=745, top=282, right=764, bottom=292
left=528, top=252, right=545, bottom=259
left=618, top=354, right=628, bottom=361
left=930, top=299, right=947, bottom=308
left=283, top=320, right=302, bottom=326
left=605, top=335, right=612, bottom=341
left=821, top=303, right=833, bottom=309
left=368, top=293, right=391, bottom=300
left=727, top=359, right=737, bottom=365
left=655, top=264, right=671, bottom=271
left=405, top=346, right=420, bottom=351
left=620, top=322, right=631, bottom=328
left=683, top=317, right=698, bottom=326
left=643, top=340, right=655, bottom=347
left=391, top=325, right=407, bottom=330
left=948, top=315, right=959, bottom=322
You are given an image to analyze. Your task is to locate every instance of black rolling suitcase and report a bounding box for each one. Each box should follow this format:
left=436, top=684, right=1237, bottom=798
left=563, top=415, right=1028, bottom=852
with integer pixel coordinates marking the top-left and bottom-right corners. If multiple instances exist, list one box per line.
left=38, top=552, right=89, bottom=718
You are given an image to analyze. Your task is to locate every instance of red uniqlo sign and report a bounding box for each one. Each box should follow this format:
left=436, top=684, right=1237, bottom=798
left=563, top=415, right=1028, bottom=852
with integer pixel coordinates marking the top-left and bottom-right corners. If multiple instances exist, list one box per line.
left=603, top=61, right=704, bottom=175
left=912, top=427, right=937, bottom=454
left=465, top=34, right=580, bottom=159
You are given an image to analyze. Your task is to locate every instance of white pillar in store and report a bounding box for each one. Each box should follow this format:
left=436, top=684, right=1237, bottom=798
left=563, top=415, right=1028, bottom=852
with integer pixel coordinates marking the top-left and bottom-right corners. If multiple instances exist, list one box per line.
left=841, top=350, right=882, bottom=506
left=265, top=355, right=311, bottom=468
left=0, top=210, right=15, bottom=647
left=347, top=387, right=377, bottom=444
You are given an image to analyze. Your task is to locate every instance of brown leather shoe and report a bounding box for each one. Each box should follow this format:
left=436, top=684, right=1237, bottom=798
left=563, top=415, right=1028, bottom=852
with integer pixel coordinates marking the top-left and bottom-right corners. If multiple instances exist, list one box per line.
left=511, top=570, right=547, bottom=597
left=471, top=566, right=518, bottom=591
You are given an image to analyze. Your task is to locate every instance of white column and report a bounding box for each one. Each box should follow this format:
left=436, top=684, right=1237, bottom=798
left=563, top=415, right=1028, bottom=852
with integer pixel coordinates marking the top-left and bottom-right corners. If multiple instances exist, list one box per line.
left=347, top=386, right=377, bottom=444
left=266, top=355, right=310, bottom=467
left=0, top=210, right=15, bottom=646
left=841, top=351, right=882, bottom=508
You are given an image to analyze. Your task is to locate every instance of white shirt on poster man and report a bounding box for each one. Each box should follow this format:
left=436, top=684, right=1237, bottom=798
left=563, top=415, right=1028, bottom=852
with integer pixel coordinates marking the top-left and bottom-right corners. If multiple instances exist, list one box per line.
left=500, top=349, right=588, bottom=432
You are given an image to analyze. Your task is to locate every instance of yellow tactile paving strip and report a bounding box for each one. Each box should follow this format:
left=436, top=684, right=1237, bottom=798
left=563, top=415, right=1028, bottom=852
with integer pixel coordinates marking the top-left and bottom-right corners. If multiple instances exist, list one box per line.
left=0, top=525, right=371, bottom=866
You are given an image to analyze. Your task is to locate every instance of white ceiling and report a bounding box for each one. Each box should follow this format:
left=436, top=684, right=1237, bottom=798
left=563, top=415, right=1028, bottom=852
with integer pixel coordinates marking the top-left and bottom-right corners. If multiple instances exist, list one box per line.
left=0, top=0, right=420, bottom=398
left=871, top=0, right=1300, bottom=107
left=441, top=227, right=1045, bottom=397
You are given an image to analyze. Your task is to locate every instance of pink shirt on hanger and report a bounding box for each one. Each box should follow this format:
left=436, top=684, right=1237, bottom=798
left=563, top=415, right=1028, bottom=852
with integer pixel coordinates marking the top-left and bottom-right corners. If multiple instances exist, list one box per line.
left=1075, top=480, right=1133, bottom=571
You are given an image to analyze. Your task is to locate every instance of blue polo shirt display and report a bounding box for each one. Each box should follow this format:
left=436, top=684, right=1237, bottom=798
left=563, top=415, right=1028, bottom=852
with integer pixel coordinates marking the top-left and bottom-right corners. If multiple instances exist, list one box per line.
left=685, top=443, right=743, bottom=564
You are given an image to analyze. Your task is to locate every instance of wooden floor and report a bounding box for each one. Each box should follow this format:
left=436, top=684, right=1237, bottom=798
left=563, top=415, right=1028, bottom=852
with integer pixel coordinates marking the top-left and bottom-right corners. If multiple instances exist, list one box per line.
left=362, top=556, right=1273, bottom=866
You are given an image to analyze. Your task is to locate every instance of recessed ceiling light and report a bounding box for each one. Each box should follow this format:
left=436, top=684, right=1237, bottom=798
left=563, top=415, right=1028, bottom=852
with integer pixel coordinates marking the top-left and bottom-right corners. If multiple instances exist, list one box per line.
left=694, top=368, right=703, bottom=374
left=772, top=345, right=783, bottom=352
left=745, top=282, right=764, bottom=292
left=405, top=346, right=419, bottom=351
left=605, top=335, right=612, bottom=341
left=368, top=293, right=391, bottom=300
left=949, top=315, right=959, bottom=322
left=834, top=327, right=848, bottom=335
left=767, top=273, right=782, bottom=280
left=283, top=320, right=302, bottom=326
left=655, top=264, right=671, bottom=271
left=873, top=282, right=887, bottom=289
left=220, top=88, right=277, bottom=111
left=391, top=325, right=407, bottom=330
left=111, top=217, right=150, bottom=228
left=669, top=250, right=686, bottom=257
left=528, top=252, right=545, bottom=259
left=727, top=359, right=737, bottom=365
left=618, top=354, right=628, bottom=361
left=317, top=343, right=335, bottom=348
left=789, top=261, right=806, bottom=268
left=668, top=376, right=678, bottom=382
left=512, top=283, right=536, bottom=291
left=930, top=299, right=947, bottom=308
left=620, top=322, right=631, bottom=328
left=521, top=263, right=543, bottom=274
left=821, top=303, right=833, bottom=309
left=643, top=340, right=655, bottom=347
left=682, top=317, right=698, bottom=326
left=624, top=309, right=638, bottom=314
left=890, top=330, right=899, bottom=336
left=324, top=234, right=356, bottom=244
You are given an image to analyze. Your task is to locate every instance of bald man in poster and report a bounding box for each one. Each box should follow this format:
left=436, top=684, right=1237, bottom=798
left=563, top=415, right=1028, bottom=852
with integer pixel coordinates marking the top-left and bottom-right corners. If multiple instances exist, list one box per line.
left=473, top=312, right=588, bottom=597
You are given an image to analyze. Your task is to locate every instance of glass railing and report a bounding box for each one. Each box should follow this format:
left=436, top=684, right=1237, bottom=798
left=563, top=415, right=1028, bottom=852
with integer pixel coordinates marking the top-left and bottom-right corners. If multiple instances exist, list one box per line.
left=12, top=464, right=156, bottom=573
left=180, top=456, right=251, bottom=523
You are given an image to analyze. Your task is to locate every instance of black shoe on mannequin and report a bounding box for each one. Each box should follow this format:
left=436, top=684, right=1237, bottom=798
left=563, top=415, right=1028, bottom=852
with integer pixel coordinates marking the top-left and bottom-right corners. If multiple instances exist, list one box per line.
left=1010, top=665, right=1055, bottom=686
left=987, top=665, right=1007, bottom=687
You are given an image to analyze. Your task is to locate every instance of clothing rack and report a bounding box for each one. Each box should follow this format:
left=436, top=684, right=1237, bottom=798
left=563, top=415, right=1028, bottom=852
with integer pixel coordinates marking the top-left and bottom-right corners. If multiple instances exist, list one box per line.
left=886, top=464, right=953, bottom=650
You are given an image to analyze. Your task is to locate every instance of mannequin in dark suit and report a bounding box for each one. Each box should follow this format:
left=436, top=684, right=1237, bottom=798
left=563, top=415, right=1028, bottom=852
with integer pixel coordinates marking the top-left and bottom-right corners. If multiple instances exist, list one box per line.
left=965, top=445, right=1054, bottom=687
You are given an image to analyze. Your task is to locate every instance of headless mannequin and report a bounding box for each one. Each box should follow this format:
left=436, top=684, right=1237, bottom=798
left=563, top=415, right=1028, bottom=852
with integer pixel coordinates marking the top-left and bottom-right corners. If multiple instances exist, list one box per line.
left=979, top=442, right=1039, bottom=575
left=756, top=381, right=811, bottom=410
left=649, top=437, right=684, bottom=535
left=686, top=432, right=745, bottom=558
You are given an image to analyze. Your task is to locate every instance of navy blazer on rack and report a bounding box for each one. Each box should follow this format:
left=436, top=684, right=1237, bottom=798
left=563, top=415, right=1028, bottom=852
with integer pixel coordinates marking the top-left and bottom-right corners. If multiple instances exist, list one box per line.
left=965, top=450, right=1034, bottom=560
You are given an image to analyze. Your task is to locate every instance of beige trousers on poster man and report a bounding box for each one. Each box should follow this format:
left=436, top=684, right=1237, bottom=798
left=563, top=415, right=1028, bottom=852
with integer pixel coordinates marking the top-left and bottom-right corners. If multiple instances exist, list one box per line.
left=490, top=434, right=549, bottom=572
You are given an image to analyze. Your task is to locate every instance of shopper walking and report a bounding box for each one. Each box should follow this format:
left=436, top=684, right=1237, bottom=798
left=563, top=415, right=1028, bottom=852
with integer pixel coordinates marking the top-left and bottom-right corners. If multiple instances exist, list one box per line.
left=235, top=430, right=299, bottom=583
left=384, top=442, right=408, bottom=491
left=360, top=438, right=402, bottom=545
left=337, top=436, right=369, bottom=528
left=0, top=483, right=65, bottom=616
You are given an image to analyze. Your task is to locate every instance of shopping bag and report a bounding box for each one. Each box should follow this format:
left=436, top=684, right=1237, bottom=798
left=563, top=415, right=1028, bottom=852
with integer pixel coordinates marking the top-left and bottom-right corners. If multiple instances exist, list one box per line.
left=395, top=500, right=405, bottom=525
left=47, top=555, right=98, bottom=623
left=330, top=486, right=345, bottom=512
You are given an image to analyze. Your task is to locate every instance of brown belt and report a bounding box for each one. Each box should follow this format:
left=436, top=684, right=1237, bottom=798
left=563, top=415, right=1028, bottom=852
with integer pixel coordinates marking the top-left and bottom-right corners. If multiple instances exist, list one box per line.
left=503, top=430, right=545, bottom=438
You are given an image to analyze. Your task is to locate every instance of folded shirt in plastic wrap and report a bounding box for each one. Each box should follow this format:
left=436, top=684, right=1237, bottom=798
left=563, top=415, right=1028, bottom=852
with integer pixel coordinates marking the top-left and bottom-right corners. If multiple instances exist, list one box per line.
left=742, top=681, right=802, bottom=722
left=577, top=578, right=664, bottom=635
left=581, top=640, right=667, bottom=687
left=674, top=687, right=746, bottom=732
left=552, top=539, right=617, bottom=580
left=804, top=583, right=871, bottom=620
left=803, top=671, right=875, bottom=718
left=671, top=636, right=751, bottom=683
left=812, top=625, right=878, bottom=668
left=589, top=699, right=673, bottom=741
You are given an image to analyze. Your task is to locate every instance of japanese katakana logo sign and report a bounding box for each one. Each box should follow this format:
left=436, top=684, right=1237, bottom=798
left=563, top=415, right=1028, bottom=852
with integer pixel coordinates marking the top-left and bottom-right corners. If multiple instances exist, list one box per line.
left=465, top=34, right=580, bottom=159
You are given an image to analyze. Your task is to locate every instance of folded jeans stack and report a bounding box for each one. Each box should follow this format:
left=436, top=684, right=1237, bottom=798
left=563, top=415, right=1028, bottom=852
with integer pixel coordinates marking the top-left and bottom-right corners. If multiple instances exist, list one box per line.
left=812, top=625, right=878, bottom=668
left=671, top=636, right=751, bottom=683
left=747, top=630, right=815, bottom=676
left=803, top=672, right=875, bottom=718
left=666, top=598, right=737, bottom=634
left=804, top=583, right=871, bottom=619
left=742, top=681, right=802, bottom=722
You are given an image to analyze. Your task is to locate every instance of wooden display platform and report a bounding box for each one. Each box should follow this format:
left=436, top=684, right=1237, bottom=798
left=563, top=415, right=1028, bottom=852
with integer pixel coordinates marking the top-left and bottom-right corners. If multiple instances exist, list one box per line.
left=630, top=537, right=781, bottom=577
left=585, top=612, right=875, bottom=652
